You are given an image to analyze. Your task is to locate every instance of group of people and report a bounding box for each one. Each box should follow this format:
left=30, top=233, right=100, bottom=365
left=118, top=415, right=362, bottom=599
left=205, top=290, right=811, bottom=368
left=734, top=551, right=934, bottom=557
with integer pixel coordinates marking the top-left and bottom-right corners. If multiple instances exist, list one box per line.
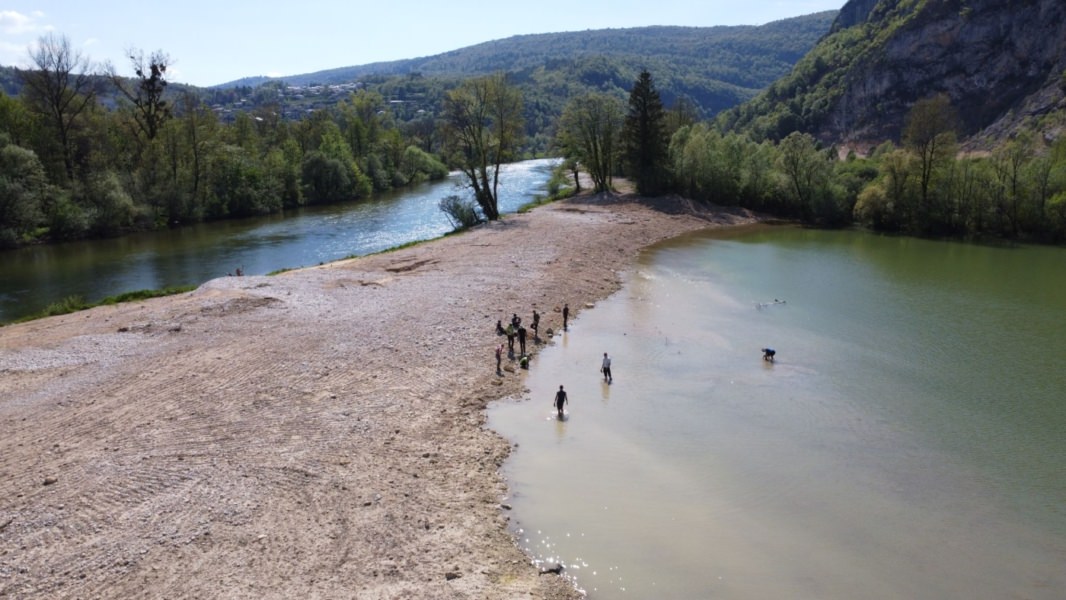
left=496, top=302, right=776, bottom=421
left=496, top=301, right=780, bottom=423
left=491, top=304, right=591, bottom=419
left=495, top=311, right=535, bottom=369
left=495, top=307, right=557, bottom=375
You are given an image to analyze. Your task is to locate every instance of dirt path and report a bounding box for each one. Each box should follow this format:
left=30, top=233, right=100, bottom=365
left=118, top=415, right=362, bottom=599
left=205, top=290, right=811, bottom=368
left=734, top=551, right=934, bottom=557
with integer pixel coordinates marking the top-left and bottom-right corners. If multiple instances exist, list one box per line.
left=0, top=192, right=755, bottom=599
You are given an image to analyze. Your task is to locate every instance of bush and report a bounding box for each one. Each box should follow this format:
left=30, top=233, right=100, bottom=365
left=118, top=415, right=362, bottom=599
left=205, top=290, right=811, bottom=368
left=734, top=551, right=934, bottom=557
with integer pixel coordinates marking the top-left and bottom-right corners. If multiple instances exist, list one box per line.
left=84, top=172, right=136, bottom=236
left=439, top=194, right=482, bottom=230
left=301, top=151, right=352, bottom=205
left=0, top=143, right=47, bottom=241
left=401, top=145, right=449, bottom=183
left=47, top=193, right=89, bottom=240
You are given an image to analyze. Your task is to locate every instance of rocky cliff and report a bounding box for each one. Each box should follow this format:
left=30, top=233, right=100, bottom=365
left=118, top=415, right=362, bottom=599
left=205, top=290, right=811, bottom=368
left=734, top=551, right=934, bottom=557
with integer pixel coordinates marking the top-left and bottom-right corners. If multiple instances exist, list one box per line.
left=726, top=0, right=1066, bottom=150
left=837, top=0, right=1066, bottom=148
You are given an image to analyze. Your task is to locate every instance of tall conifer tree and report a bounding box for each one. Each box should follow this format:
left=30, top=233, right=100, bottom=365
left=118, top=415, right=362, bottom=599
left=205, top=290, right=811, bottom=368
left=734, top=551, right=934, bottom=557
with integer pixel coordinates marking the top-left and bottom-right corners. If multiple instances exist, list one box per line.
left=622, top=70, right=669, bottom=196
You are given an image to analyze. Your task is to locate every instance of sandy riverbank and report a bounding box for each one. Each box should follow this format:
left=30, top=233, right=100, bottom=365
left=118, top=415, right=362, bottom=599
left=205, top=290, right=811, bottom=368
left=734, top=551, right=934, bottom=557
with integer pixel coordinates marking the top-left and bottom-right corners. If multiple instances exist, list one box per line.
left=0, top=191, right=756, bottom=599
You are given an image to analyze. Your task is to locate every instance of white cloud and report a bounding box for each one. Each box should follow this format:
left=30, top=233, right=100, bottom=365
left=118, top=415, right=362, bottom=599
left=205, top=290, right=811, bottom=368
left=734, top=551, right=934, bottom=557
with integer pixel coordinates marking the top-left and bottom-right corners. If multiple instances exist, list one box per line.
left=0, top=10, right=52, bottom=66
left=0, top=9, right=44, bottom=35
left=0, top=40, right=29, bottom=68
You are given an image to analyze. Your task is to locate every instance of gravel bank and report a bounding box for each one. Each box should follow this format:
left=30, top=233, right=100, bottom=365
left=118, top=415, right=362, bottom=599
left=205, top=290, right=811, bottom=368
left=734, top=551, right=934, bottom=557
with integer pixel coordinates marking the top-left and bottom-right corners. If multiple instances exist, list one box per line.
left=0, top=192, right=755, bottom=599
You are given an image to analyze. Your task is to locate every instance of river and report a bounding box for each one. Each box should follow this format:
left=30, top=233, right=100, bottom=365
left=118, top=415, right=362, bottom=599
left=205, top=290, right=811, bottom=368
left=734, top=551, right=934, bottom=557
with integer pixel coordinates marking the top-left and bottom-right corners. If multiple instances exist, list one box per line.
left=489, top=226, right=1066, bottom=599
left=0, top=159, right=558, bottom=323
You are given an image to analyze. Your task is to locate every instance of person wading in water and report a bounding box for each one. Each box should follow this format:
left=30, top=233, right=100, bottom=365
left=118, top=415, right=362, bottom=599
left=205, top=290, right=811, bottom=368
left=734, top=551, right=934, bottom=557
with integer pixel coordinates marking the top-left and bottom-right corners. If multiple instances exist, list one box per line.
left=554, top=385, right=569, bottom=419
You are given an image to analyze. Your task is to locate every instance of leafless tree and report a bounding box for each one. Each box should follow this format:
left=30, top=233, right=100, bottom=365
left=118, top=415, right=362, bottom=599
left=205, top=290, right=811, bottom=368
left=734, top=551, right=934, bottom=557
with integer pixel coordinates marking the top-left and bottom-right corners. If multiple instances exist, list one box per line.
left=19, top=33, right=98, bottom=181
left=106, top=49, right=172, bottom=143
left=441, top=73, right=523, bottom=220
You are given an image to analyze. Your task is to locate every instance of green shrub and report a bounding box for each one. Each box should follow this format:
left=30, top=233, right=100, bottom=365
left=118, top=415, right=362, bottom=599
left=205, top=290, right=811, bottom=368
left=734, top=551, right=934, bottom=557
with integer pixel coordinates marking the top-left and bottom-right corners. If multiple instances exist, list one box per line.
left=439, top=194, right=482, bottom=229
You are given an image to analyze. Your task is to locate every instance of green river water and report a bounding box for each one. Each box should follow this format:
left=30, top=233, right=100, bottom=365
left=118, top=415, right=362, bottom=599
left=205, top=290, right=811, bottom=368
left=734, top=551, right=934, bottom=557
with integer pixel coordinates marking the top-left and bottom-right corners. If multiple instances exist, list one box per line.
left=489, top=225, right=1066, bottom=599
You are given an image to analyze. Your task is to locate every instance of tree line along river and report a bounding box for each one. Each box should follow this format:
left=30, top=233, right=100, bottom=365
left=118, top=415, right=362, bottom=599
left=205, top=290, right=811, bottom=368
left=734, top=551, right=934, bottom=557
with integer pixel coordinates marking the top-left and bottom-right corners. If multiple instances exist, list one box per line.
left=0, top=159, right=559, bottom=324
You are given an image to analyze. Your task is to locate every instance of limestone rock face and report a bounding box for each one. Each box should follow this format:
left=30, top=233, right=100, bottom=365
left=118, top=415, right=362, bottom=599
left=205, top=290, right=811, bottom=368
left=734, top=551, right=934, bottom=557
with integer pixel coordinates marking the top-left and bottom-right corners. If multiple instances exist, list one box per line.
left=821, top=0, right=1066, bottom=148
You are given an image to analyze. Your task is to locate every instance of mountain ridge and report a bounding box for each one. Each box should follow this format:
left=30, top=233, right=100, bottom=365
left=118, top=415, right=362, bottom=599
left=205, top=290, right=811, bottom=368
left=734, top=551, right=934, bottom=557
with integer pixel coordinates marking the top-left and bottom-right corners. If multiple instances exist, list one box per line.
left=216, top=13, right=837, bottom=98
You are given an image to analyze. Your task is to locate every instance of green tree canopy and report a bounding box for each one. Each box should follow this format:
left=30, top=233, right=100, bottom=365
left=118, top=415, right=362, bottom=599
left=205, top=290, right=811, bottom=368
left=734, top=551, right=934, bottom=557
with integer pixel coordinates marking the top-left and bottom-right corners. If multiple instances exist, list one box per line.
left=557, top=92, right=623, bottom=193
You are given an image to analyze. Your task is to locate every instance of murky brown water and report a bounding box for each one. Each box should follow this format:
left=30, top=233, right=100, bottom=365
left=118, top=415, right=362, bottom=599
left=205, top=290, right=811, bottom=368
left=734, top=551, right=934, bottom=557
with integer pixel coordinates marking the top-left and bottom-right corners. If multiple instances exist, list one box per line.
left=490, top=226, right=1066, bottom=598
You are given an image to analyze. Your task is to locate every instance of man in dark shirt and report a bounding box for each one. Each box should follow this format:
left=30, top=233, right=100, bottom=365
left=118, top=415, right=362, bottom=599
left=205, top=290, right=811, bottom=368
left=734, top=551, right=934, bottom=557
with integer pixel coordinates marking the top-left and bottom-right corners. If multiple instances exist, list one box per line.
left=554, top=385, right=568, bottom=418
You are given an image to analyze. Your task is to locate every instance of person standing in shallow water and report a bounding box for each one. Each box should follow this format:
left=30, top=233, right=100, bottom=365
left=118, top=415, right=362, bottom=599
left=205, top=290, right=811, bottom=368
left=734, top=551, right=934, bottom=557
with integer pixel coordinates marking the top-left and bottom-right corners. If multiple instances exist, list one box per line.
left=554, top=385, right=568, bottom=418
left=531, top=310, right=540, bottom=339
left=518, top=325, right=527, bottom=354
left=562, top=304, right=569, bottom=330
left=601, top=352, right=612, bottom=383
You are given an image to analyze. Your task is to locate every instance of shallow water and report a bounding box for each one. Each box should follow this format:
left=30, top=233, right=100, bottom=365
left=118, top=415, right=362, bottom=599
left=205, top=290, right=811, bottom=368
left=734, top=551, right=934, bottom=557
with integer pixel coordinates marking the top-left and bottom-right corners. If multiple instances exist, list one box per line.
left=489, top=226, right=1066, bottom=598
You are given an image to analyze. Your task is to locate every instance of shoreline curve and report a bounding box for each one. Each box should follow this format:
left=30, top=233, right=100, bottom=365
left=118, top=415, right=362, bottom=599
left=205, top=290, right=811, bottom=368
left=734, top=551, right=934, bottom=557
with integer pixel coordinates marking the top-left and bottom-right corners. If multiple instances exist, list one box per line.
left=0, top=191, right=757, bottom=599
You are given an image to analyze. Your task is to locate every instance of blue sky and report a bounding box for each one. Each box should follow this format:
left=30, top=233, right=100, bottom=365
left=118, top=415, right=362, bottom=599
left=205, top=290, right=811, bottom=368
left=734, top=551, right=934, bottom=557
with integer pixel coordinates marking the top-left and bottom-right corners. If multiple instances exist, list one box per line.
left=2, top=1, right=843, bottom=87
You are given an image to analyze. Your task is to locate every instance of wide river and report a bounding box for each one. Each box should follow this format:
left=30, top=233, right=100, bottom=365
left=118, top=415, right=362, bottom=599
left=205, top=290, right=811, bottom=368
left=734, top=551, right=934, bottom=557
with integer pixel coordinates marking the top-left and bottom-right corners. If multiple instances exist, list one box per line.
left=0, top=159, right=558, bottom=323
left=490, top=226, right=1066, bottom=599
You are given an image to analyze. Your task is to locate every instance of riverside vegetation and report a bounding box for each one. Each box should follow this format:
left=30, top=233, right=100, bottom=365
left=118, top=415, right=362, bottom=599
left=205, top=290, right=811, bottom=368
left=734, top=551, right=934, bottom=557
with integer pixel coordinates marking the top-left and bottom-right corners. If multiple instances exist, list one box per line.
left=3, top=0, right=1066, bottom=252
left=0, top=13, right=834, bottom=249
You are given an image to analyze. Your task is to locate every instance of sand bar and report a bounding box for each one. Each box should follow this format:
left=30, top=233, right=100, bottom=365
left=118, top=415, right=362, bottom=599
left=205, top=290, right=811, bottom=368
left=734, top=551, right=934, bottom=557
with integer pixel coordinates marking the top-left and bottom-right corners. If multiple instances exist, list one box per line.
left=0, top=192, right=755, bottom=599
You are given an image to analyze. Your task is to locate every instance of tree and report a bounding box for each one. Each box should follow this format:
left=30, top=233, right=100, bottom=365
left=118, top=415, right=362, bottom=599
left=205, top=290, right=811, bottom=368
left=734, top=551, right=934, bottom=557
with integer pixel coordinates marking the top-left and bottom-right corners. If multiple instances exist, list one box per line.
left=18, top=33, right=98, bottom=182
left=106, top=49, right=171, bottom=143
left=557, top=92, right=623, bottom=193
left=880, top=148, right=915, bottom=230
left=902, top=94, right=958, bottom=229
left=0, top=92, right=36, bottom=147
left=622, top=70, right=669, bottom=196
left=302, top=124, right=371, bottom=203
left=664, top=95, right=700, bottom=136
left=0, top=142, right=49, bottom=246
left=777, top=131, right=832, bottom=220
left=176, top=91, right=217, bottom=212
left=442, top=73, right=524, bottom=220
left=339, top=89, right=384, bottom=160
left=991, top=133, right=1032, bottom=238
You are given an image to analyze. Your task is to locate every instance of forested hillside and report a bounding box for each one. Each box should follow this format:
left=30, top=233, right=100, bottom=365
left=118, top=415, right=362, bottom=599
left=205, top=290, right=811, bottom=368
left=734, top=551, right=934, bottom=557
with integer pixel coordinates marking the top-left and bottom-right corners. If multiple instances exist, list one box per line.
left=222, top=13, right=836, bottom=121
left=4, top=1, right=1066, bottom=279
left=0, top=12, right=840, bottom=250
left=666, top=0, right=1066, bottom=244
left=253, top=15, right=833, bottom=89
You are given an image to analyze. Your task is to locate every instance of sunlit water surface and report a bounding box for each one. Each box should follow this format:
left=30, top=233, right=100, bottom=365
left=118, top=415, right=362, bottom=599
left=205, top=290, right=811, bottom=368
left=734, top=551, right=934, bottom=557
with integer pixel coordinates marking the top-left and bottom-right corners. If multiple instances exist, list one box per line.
left=490, top=226, right=1066, bottom=599
left=0, top=159, right=557, bottom=322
